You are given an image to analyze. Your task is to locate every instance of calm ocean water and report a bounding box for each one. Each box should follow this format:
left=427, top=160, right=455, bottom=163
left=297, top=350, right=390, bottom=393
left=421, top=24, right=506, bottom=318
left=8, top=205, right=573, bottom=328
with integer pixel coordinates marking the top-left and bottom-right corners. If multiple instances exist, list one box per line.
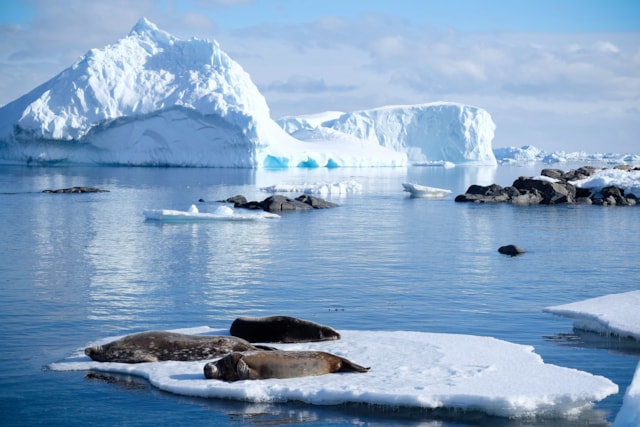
left=0, top=163, right=638, bottom=427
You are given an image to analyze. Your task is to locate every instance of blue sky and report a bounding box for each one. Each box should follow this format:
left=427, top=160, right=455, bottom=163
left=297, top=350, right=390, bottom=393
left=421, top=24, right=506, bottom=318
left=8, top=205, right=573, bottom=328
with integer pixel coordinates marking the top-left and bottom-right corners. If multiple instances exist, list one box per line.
left=1, top=0, right=639, bottom=152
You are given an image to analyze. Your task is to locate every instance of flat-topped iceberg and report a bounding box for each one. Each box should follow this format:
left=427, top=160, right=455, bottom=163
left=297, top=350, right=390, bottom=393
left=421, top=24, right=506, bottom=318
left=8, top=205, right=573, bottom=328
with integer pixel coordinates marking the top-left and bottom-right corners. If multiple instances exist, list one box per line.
left=50, top=327, right=617, bottom=419
left=279, top=104, right=497, bottom=166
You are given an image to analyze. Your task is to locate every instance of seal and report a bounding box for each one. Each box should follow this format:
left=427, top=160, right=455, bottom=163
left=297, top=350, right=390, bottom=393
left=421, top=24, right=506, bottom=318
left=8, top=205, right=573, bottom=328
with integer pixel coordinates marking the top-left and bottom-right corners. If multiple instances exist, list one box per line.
left=203, top=350, right=370, bottom=381
left=230, top=316, right=341, bottom=343
left=84, top=331, right=275, bottom=363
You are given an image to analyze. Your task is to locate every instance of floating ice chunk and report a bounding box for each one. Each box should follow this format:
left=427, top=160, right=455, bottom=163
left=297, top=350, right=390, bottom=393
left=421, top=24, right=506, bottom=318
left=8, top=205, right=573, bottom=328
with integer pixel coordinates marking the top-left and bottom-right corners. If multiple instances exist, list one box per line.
left=143, top=206, right=279, bottom=221
left=402, top=183, right=452, bottom=198
left=260, top=180, right=363, bottom=196
left=544, top=290, right=640, bottom=340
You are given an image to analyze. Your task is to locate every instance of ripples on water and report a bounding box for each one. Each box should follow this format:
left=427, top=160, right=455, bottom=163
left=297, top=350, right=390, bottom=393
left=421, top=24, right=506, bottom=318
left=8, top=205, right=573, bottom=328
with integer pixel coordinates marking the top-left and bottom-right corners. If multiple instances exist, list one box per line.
left=0, top=164, right=638, bottom=426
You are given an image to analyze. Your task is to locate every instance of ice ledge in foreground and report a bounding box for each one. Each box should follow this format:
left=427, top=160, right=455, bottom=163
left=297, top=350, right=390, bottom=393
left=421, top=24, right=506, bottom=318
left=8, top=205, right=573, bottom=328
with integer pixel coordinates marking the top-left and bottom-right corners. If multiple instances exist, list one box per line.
left=49, top=328, right=616, bottom=419
left=544, top=290, right=640, bottom=340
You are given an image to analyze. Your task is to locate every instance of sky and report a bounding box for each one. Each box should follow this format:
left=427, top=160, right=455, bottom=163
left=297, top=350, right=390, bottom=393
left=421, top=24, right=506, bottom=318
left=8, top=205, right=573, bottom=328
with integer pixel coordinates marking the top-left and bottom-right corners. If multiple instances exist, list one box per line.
left=0, top=0, right=639, bottom=153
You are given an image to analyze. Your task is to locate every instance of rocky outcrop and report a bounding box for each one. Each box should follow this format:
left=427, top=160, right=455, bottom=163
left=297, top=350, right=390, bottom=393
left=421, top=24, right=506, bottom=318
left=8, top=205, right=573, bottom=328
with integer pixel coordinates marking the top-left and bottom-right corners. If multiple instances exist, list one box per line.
left=222, top=194, right=338, bottom=213
left=455, top=166, right=637, bottom=206
left=43, top=186, right=109, bottom=193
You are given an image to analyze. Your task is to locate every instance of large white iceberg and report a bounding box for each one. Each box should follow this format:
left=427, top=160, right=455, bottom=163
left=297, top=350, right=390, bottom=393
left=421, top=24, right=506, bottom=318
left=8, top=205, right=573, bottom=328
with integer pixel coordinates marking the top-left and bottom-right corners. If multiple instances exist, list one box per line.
left=279, top=104, right=497, bottom=166
left=50, top=327, right=617, bottom=419
left=0, top=18, right=497, bottom=168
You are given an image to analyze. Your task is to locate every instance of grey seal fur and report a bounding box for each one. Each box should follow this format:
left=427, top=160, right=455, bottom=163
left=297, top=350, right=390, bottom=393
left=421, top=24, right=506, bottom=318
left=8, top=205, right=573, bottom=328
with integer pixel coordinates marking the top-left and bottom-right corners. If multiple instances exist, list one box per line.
left=203, top=350, right=369, bottom=381
left=230, top=316, right=340, bottom=343
left=84, top=331, right=274, bottom=363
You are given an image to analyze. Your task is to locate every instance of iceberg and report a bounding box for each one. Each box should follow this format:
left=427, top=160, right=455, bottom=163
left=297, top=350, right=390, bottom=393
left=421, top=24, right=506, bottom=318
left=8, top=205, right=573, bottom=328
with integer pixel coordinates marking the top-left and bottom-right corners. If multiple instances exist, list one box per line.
left=50, top=327, right=617, bottom=419
left=279, top=104, right=497, bottom=166
left=493, top=145, right=640, bottom=166
left=0, top=18, right=498, bottom=168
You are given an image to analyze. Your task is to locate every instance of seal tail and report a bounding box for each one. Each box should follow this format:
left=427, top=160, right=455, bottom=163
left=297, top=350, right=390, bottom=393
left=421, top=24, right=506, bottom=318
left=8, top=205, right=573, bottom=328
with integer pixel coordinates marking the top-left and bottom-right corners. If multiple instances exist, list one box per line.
left=338, top=357, right=370, bottom=373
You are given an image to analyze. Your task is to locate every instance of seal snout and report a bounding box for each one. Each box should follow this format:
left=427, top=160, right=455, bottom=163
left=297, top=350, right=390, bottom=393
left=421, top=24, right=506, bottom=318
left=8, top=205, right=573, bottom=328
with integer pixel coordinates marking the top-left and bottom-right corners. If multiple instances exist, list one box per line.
left=85, top=345, right=103, bottom=361
left=203, top=362, right=219, bottom=379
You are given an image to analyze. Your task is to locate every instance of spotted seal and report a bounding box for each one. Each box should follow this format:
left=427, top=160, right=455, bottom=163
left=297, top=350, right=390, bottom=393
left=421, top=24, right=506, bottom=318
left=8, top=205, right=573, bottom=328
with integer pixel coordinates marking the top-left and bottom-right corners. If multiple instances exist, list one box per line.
left=84, top=331, right=275, bottom=363
left=203, top=350, right=370, bottom=381
left=230, top=316, right=341, bottom=343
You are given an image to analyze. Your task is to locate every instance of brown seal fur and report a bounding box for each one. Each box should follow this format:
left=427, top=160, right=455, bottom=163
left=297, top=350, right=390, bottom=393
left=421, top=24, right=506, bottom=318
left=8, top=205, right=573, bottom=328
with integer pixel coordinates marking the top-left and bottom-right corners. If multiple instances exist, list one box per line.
left=84, top=331, right=274, bottom=363
left=230, top=316, right=340, bottom=343
left=203, top=350, right=369, bottom=381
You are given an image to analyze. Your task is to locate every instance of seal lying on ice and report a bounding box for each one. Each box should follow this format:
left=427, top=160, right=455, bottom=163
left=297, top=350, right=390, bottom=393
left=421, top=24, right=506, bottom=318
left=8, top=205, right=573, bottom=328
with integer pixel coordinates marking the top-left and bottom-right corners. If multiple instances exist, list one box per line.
left=203, top=350, right=370, bottom=381
left=84, top=331, right=274, bottom=363
left=230, top=315, right=341, bottom=343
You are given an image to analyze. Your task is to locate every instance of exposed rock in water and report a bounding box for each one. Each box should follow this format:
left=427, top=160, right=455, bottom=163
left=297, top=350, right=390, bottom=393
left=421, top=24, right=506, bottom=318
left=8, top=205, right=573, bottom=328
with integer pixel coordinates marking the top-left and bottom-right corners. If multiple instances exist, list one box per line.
left=498, top=245, right=526, bottom=256
left=221, top=194, right=338, bottom=213
left=43, top=186, right=109, bottom=193
left=455, top=166, right=638, bottom=207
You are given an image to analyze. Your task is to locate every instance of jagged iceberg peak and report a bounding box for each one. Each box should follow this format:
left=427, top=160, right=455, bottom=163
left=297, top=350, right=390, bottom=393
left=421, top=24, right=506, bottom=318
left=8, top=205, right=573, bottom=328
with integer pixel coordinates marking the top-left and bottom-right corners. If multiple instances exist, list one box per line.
left=3, top=18, right=270, bottom=142
left=128, top=17, right=175, bottom=44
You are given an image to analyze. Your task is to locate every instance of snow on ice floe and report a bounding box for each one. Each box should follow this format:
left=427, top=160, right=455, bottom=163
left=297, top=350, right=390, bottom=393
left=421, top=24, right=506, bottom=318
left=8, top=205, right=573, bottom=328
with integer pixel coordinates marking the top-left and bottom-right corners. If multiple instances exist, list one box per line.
left=143, top=204, right=280, bottom=221
left=260, top=180, right=363, bottom=196
left=402, top=183, right=452, bottom=198
left=544, top=291, right=640, bottom=341
left=49, top=327, right=617, bottom=419
left=572, top=168, right=640, bottom=196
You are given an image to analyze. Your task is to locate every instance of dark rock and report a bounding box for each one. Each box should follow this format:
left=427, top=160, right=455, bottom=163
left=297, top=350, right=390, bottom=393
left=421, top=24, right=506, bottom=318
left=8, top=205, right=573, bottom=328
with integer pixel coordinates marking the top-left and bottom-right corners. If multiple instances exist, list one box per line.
left=563, top=166, right=598, bottom=182
left=454, top=184, right=514, bottom=203
left=512, top=177, right=576, bottom=204
left=43, top=186, right=109, bottom=193
left=295, top=195, right=339, bottom=209
left=228, top=194, right=338, bottom=213
left=223, top=195, right=248, bottom=205
left=498, top=245, right=526, bottom=256
left=575, top=187, right=592, bottom=198
left=259, top=195, right=312, bottom=212
left=540, top=169, right=565, bottom=180
left=511, top=191, right=544, bottom=205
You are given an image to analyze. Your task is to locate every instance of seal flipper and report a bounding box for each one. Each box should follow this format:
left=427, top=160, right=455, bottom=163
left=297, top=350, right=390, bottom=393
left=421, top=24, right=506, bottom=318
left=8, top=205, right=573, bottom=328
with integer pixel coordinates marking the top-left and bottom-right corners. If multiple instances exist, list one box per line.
left=338, top=357, right=370, bottom=373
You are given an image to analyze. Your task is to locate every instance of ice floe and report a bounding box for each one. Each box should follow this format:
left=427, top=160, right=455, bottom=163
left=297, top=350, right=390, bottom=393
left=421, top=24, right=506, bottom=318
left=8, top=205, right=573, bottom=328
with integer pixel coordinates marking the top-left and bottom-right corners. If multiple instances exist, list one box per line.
left=49, top=327, right=617, bottom=419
